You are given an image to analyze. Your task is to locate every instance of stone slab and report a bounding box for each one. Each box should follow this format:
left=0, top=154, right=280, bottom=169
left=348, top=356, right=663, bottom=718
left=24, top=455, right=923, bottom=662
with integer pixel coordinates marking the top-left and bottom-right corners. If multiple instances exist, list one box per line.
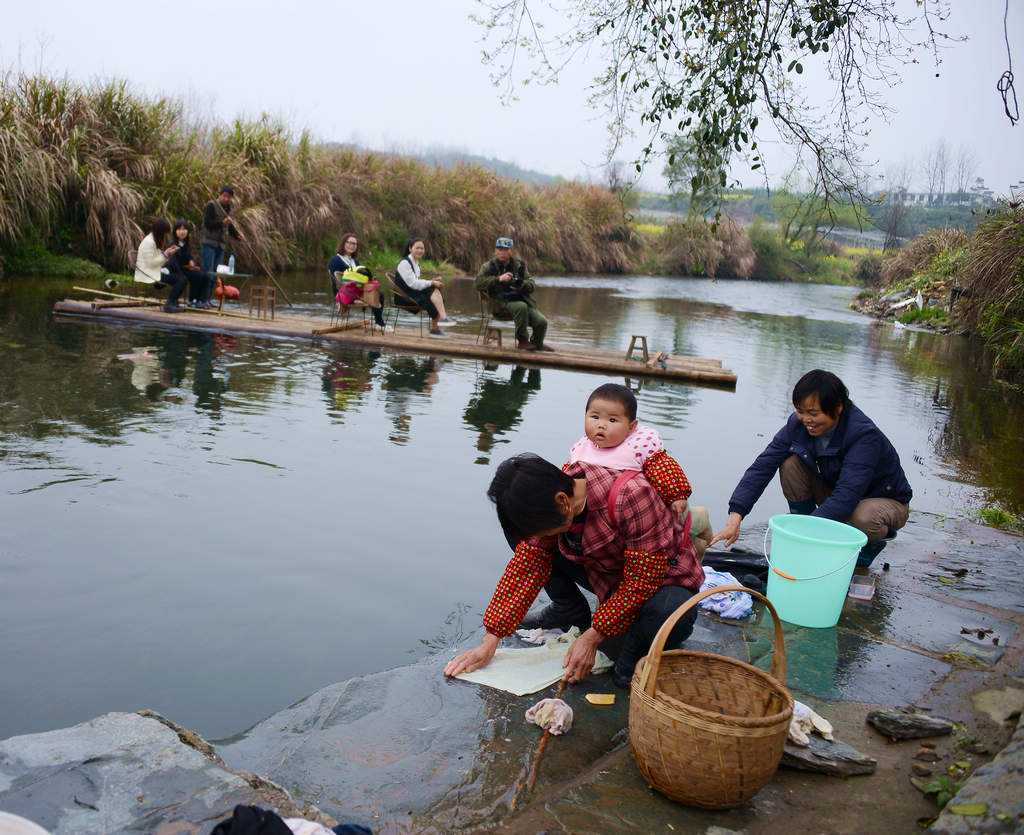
left=0, top=712, right=288, bottom=834
left=931, top=716, right=1024, bottom=833
left=781, top=734, right=877, bottom=776
left=214, top=654, right=634, bottom=831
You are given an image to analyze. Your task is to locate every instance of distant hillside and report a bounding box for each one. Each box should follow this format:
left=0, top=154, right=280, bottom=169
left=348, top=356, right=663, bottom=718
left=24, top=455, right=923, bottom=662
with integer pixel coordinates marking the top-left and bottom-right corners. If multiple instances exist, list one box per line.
left=412, top=148, right=562, bottom=185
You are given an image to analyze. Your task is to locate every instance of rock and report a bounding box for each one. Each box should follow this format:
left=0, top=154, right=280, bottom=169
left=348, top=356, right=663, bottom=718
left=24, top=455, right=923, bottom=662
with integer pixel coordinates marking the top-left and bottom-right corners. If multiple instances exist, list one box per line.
left=915, top=748, right=941, bottom=762
left=0, top=712, right=330, bottom=834
left=912, top=764, right=934, bottom=776
left=931, top=716, right=1024, bottom=833
left=780, top=734, right=877, bottom=777
left=867, top=709, right=954, bottom=740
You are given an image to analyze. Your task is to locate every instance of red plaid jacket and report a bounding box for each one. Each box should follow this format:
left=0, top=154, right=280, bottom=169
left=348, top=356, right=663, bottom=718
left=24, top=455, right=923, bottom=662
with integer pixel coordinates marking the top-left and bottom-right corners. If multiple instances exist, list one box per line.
left=483, top=458, right=703, bottom=637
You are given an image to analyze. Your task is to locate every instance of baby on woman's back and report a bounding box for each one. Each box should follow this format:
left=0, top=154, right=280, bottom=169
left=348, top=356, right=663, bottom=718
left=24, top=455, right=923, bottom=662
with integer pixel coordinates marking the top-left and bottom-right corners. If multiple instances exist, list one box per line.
left=568, top=383, right=711, bottom=554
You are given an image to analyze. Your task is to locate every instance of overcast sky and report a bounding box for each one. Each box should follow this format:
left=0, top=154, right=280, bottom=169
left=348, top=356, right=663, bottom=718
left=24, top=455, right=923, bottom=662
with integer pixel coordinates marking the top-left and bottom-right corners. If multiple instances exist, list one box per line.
left=3, top=0, right=1021, bottom=194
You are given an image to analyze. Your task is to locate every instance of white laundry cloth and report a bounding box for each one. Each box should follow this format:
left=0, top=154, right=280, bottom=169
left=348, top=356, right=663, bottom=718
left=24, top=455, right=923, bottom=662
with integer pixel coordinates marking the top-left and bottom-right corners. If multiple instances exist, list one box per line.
left=525, top=698, right=574, bottom=735
left=284, top=819, right=335, bottom=835
left=787, top=700, right=835, bottom=746
left=516, top=627, right=566, bottom=645
left=455, top=627, right=613, bottom=695
left=698, top=569, right=754, bottom=619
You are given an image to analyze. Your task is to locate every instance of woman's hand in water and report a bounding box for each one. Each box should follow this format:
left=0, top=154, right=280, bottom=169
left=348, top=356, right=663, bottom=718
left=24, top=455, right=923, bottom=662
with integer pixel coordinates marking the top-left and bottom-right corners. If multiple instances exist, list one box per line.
left=444, top=633, right=499, bottom=677
left=562, top=628, right=603, bottom=683
left=709, top=512, right=743, bottom=548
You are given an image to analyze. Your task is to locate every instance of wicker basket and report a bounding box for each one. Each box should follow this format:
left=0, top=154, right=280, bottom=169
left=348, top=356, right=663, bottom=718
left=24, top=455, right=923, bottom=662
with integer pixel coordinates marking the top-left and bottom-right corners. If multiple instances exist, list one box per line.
left=629, top=585, right=793, bottom=809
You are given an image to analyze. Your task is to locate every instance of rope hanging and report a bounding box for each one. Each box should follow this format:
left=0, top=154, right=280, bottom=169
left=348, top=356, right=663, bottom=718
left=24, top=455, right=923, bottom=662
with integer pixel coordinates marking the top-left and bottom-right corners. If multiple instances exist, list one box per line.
left=998, top=0, right=1019, bottom=125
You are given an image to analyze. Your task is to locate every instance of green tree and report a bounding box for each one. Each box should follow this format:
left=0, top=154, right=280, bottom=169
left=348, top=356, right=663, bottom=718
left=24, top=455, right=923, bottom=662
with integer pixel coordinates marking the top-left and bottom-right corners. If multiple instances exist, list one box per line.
left=661, top=133, right=721, bottom=216
left=475, top=0, right=954, bottom=212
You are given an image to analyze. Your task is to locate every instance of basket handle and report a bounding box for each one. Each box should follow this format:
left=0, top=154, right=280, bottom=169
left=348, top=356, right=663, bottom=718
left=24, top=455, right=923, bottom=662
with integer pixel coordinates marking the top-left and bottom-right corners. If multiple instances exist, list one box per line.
left=637, top=585, right=787, bottom=698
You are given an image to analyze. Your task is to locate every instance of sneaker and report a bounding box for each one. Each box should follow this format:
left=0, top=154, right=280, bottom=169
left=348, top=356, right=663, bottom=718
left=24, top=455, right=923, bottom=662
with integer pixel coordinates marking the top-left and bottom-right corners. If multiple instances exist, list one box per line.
left=163, top=303, right=183, bottom=313
left=517, top=340, right=537, bottom=351
left=436, top=317, right=458, bottom=326
left=429, top=327, right=446, bottom=337
left=534, top=344, right=555, bottom=352
left=519, top=602, right=592, bottom=631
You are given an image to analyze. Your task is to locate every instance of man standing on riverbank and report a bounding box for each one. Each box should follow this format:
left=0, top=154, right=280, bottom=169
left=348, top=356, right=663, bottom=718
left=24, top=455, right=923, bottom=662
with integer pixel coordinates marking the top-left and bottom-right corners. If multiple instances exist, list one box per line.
left=476, top=237, right=552, bottom=351
left=710, top=369, right=913, bottom=567
left=200, top=186, right=242, bottom=278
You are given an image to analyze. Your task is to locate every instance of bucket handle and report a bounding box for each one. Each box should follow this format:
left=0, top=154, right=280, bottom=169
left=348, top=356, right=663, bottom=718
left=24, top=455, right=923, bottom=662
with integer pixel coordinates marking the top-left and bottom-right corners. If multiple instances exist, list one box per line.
left=763, top=527, right=860, bottom=582
left=637, top=585, right=786, bottom=698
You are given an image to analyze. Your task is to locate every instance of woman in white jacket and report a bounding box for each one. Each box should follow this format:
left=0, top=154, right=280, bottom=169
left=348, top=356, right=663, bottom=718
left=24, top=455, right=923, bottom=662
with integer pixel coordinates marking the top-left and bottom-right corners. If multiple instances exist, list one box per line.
left=394, top=237, right=455, bottom=337
left=134, top=218, right=187, bottom=312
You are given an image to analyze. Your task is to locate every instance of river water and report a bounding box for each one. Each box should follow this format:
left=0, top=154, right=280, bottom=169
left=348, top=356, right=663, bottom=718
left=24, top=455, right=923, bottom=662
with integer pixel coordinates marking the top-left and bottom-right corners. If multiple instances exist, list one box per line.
left=1, top=272, right=1021, bottom=741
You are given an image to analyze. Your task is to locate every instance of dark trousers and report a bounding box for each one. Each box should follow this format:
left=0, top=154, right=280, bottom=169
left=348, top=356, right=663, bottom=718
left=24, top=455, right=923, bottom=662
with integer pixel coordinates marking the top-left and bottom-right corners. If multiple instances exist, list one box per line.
left=161, top=268, right=189, bottom=304
left=201, top=244, right=223, bottom=277
left=545, top=550, right=698, bottom=677
left=398, top=285, right=439, bottom=319
left=184, top=270, right=212, bottom=303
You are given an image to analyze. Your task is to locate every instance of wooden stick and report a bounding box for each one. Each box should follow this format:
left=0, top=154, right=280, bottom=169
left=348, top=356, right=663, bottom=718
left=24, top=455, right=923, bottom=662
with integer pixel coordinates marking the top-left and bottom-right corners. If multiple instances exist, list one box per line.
left=72, top=285, right=160, bottom=303
left=71, top=286, right=254, bottom=319
left=510, top=679, right=567, bottom=810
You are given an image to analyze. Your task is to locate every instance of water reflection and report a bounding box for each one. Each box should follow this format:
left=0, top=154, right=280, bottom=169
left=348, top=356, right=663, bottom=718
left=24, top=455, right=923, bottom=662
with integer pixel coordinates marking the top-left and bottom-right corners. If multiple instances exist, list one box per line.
left=381, top=356, right=444, bottom=445
left=1, top=273, right=1022, bottom=742
left=463, top=365, right=542, bottom=464
left=322, top=351, right=380, bottom=421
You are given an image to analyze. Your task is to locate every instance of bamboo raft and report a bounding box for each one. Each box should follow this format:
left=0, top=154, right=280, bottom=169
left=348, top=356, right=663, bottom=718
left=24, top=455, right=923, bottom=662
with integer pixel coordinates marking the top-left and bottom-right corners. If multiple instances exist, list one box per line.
left=52, top=294, right=737, bottom=387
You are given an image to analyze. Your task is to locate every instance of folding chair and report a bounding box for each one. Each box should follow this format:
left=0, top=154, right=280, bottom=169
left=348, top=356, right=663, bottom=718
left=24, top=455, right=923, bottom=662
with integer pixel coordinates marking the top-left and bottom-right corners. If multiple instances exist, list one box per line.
left=330, top=270, right=377, bottom=332
left=476, top=291, right=516, bottom=348
left=386, top=272, right=427, bottom=337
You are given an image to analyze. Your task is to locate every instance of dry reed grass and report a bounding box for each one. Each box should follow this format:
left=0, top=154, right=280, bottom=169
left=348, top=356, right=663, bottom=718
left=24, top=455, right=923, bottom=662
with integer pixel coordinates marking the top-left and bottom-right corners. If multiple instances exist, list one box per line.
left=960, top=203, right=1024, bottom=374
left=655, top=218, right=755, bottom=278
left=880, top=227, right=970, bottom=286
left=0, top=73, right=643, bottom=276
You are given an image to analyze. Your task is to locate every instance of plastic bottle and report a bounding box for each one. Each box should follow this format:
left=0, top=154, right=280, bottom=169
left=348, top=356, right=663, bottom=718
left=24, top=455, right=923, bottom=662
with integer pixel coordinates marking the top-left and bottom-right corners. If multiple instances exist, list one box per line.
left=228, top=254, right=236, bottom=273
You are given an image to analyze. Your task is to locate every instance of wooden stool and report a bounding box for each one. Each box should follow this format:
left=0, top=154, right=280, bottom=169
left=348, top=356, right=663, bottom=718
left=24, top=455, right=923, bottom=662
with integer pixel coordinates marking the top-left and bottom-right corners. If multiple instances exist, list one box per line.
left=249, top=285, right=276, bottom=320
left=626, top=334, right=649, bottom=362
left=483, top=326, right=503, bottom=348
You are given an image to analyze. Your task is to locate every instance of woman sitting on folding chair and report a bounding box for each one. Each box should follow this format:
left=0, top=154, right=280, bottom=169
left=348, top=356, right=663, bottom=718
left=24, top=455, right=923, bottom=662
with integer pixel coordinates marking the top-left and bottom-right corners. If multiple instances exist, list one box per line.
left=394, top=237, right=456, bottom=337
left=328, top=232, right=385, bottom=328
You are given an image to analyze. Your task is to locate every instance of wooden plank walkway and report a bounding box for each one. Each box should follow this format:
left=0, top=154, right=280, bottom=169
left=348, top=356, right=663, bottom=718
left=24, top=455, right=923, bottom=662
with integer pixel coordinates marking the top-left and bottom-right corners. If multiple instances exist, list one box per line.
left=52, top=297, right=737, bottom=387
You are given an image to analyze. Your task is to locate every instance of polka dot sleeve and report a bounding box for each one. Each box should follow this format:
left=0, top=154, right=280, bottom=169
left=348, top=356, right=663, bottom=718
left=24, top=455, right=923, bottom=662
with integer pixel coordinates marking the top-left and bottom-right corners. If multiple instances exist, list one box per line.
left=482, top=541, right=553, bottom=638
left=642, top=449, right=692, bottom=503
left=591, top=548, right=669, bottom=636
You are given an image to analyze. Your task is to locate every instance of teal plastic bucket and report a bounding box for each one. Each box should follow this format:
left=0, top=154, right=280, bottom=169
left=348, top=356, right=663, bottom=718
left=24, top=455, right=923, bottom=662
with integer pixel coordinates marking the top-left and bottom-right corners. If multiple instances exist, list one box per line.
left=764, top=514, right=867, bottom=628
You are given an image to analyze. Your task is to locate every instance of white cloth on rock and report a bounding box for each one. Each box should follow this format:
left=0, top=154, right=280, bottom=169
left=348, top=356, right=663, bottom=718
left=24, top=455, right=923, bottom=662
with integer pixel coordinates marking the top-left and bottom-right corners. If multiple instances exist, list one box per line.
left=787, top=700, right=835, bottom=746
left=515, top=627, right=566, bottom=645
left=455, top=627, right=613, bottom=696
left=525, top=698, right=573, bottom=735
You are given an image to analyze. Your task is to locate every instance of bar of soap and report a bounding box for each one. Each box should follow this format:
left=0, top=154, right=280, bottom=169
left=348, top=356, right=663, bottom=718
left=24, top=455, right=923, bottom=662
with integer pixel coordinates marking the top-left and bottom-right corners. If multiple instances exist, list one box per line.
left=585, top=693, right=616, bottom=705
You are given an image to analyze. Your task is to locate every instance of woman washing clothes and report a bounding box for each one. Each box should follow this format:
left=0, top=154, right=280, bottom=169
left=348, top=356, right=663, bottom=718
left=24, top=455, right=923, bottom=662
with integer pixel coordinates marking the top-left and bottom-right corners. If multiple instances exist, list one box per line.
left=394, top=237, right=456, bottom=337
left=443, top=453, right=704, bottom=688
left=328, top=232, right=385, bottom=329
